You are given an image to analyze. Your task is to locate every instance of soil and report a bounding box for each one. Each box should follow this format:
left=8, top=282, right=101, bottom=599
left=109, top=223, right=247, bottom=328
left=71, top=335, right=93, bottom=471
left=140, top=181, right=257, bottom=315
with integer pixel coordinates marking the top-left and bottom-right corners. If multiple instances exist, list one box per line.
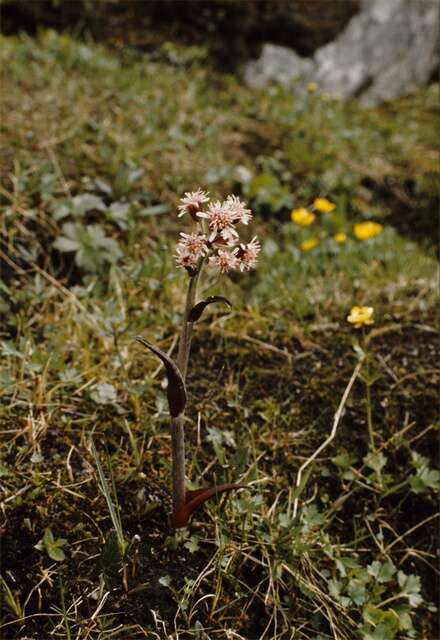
left=1, top=316, right=438, bottom=638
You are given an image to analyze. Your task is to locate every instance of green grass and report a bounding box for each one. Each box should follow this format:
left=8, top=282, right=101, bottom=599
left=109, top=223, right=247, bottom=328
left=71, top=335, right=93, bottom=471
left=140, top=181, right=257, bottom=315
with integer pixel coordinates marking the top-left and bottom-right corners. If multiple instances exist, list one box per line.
left=0, top=31, right=439, bottom=640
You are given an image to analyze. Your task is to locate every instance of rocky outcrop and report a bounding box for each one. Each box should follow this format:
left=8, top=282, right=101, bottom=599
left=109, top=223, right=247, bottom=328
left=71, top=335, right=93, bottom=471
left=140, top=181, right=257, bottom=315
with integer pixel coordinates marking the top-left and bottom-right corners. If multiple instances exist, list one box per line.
left=244, top=0, right=439, bottom=106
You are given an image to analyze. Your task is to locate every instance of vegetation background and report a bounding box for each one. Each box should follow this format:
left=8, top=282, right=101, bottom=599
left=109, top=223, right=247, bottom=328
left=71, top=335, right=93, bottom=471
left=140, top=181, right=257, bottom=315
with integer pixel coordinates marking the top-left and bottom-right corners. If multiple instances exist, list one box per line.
left=0, top=2, right=438, bottom=639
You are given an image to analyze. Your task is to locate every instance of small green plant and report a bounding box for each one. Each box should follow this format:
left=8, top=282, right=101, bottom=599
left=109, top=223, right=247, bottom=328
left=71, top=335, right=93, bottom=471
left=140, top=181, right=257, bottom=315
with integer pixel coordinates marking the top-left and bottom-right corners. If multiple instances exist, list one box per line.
left=53, top=222, right=122, bottom=272
left=35, top=527, right=68, bottom=562
left=0, top=575, right=23, bottom=620
left=136, top=190, right=260, bottom=527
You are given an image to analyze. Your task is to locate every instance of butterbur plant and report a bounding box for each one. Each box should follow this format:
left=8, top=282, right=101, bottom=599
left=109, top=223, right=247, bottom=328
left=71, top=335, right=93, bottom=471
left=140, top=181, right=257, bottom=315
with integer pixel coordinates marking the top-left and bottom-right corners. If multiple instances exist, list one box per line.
left=136, top=190, right=260, bottom=528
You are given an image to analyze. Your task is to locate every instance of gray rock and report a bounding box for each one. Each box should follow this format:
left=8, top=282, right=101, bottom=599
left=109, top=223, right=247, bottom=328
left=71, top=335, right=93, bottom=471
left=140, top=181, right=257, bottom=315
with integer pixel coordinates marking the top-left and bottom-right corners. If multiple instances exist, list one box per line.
left=244, top=0, right=439, bottom=106
left=244, top=43, right=314, bottom=90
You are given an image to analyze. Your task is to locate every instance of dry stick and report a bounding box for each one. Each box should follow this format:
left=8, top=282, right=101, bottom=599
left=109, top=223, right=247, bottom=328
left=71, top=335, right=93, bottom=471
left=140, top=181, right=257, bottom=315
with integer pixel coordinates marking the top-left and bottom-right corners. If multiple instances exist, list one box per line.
left=170, top=268, right=202, bottom=516
left=292, top=358, right=364, bottom=520
left=384, top=512, right=439, bottom=554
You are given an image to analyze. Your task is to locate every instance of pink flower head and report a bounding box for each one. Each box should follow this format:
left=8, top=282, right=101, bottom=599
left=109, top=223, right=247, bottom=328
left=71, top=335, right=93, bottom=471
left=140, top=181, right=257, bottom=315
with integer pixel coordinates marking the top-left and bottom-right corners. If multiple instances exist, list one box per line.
left=178, top=189, right=210, bottom=219
left=175, top=232, right=208, bottom=269
left=175, top=252, right=199, bottom=270
left=215, top=226, right=239, bottom=246
left=198, top=200, right=236, bottom=241
left=225, top=195, right=252, bottom=225
left=209, top=248, right=239, bottom=273
left=177, top=232, right=208, bottom=256
left=236, top=237, right=261, bottom=271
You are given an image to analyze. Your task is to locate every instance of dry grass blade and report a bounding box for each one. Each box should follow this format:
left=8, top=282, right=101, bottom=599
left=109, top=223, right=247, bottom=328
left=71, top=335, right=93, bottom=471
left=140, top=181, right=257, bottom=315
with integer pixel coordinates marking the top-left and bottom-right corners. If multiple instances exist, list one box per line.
left=292, top=357, right=364, bottom=519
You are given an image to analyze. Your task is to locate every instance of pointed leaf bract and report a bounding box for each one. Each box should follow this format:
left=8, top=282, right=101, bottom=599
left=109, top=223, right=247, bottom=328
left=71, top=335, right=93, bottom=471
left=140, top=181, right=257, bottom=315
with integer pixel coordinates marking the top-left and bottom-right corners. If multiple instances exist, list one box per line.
left=188, top=296, right=232, bottom=323
left=135, top=336, right=186, bottom=417
left=172, top=483, right=246, bottom=528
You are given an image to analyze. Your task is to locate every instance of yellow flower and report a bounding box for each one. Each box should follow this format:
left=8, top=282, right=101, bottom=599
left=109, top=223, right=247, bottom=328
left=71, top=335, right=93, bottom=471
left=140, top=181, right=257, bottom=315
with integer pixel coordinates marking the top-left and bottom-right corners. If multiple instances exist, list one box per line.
left=301, top=238, right=319, bottom=251
left=347, top=306, right=374, bottom=328
left=291, top=208, right=315, bottom=226
left=334, top=232, right=347, bottom=244
left=353, top=221, right=383, bottom=240
left=307, top=82, right=318, bottom=93
left=313, top=197, right=336, bottom=213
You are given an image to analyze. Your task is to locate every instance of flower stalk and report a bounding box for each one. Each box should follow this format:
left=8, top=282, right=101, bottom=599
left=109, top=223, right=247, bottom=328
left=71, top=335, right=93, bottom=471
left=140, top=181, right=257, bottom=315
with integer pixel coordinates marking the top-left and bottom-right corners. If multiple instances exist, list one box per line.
left=177, top=268, right=202, bottom=380
left=171, top=267, right=202, bottom=515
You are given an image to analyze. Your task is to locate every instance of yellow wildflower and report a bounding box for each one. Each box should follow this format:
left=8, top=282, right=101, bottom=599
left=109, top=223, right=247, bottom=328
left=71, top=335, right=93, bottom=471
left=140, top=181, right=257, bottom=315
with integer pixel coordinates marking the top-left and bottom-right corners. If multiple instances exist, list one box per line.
left=313, top=197, right=336, bottom=213
left=347, top=306, right=374, bottom=328
left=353, top=221, right=383, bottom=240
left=301, top=238, right=319, bottom=251
left=291, top=208, right=315, bottom=226
left=334, top=232, right=347, bottom=244
left=307, top=82, right=318, bottom=93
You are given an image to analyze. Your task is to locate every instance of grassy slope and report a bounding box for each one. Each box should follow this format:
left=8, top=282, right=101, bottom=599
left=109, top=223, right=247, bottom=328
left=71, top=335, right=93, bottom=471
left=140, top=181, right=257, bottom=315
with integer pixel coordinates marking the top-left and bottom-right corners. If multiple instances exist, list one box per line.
left=0, top=32, right=439, bottom=640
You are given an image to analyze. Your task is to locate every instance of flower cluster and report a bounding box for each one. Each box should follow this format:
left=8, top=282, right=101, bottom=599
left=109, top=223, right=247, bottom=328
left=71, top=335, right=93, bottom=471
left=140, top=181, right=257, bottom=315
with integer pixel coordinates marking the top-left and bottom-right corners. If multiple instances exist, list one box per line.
left=175, top=232, right=209, bottom=269
left=291, top=198, right=335, bottom=228
left=175, top=190, right=260, bottom=274
left=178, top=189, right=210, bottom=219
left=291, top=197, right=384, bottom=252
left=291, top=197, right=337, bottom=251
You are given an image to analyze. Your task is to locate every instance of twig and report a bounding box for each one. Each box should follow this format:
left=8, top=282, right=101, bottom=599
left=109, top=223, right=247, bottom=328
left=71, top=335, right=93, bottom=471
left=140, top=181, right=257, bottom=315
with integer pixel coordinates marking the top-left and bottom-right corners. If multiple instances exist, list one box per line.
left=2, top=484, right=31, bottom=505
left=292, top=358, right=364, bottom=519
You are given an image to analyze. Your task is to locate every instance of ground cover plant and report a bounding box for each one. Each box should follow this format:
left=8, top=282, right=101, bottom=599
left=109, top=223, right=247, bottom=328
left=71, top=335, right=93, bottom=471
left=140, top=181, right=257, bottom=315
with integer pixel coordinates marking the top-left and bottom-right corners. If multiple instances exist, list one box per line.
left=0, top=31, right=439, bottom=640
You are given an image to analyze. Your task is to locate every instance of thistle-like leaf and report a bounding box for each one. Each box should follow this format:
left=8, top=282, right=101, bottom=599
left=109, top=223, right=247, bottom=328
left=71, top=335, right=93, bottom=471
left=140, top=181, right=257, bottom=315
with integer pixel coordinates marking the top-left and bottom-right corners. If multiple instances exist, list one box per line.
left=171, top=483, right=246, bottom=528
left=188, top=296, right=232, bottom=323
left=135, top=336, right=186, bottom=417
